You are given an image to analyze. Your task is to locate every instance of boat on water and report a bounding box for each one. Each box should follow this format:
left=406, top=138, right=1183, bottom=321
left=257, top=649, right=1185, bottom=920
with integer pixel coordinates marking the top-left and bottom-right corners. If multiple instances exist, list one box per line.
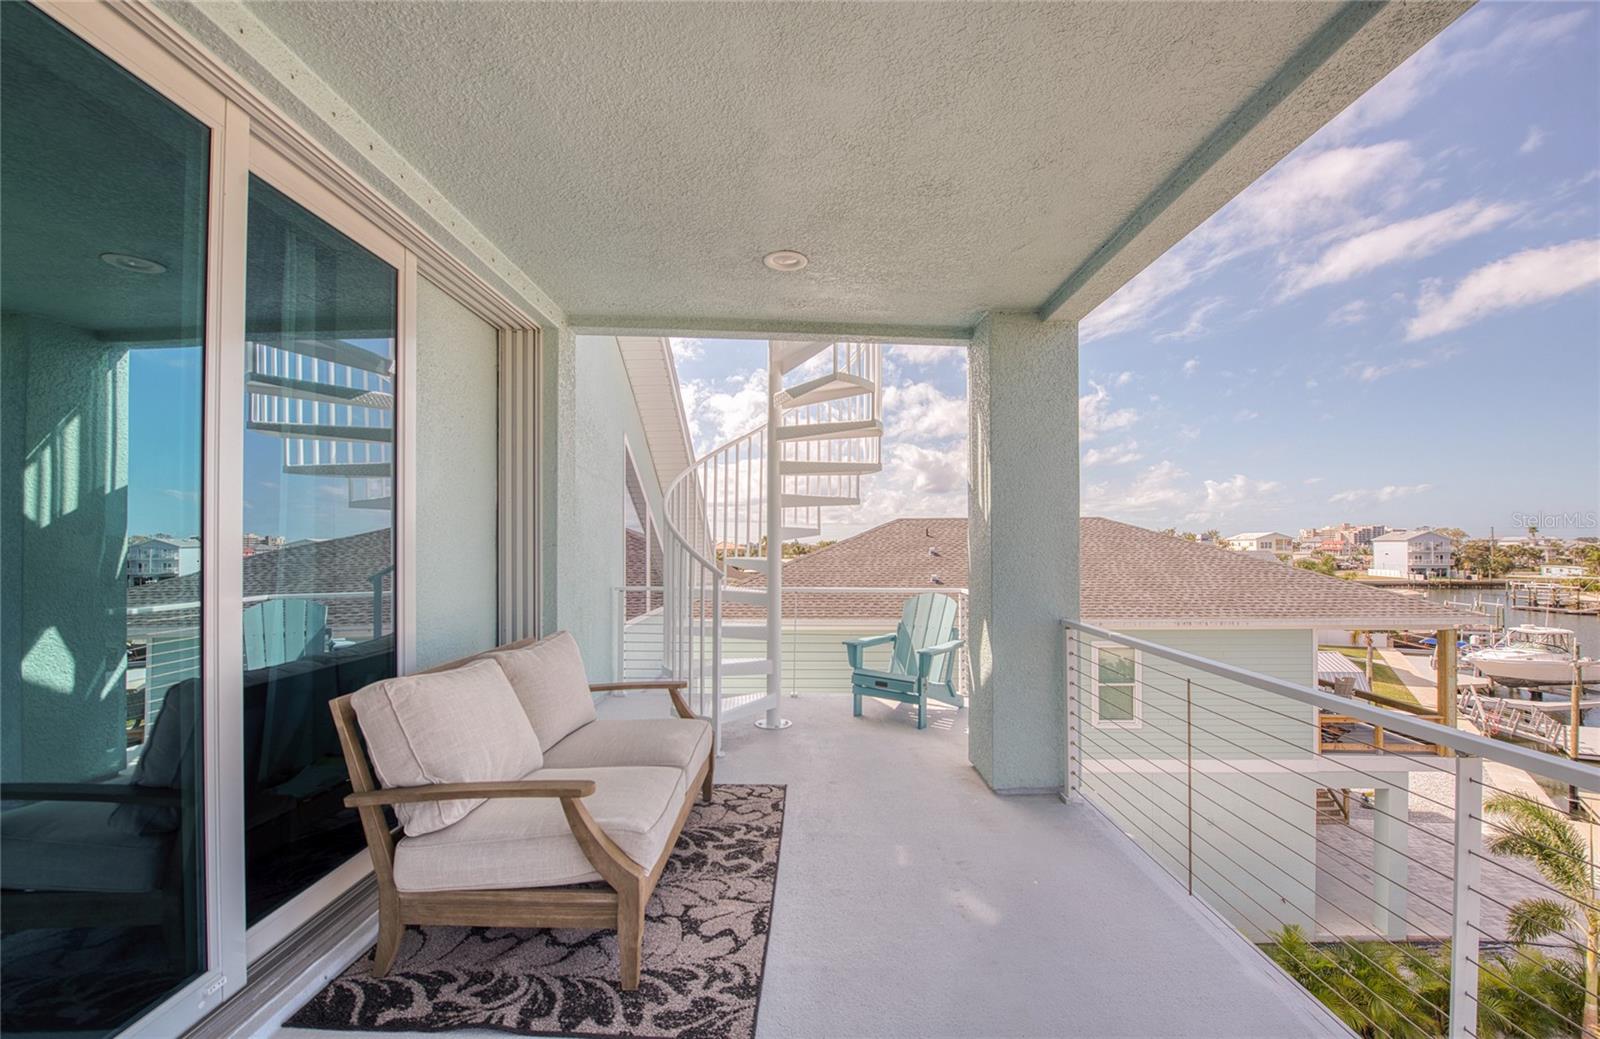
left=1462, top=625, right=1600, bottom=686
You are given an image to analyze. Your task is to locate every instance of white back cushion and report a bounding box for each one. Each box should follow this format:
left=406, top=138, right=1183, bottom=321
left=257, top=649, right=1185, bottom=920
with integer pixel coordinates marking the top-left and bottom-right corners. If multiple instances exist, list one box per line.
left=487, top=631, right=597, bottom=750
left=351, top=658, right=542, bottom=836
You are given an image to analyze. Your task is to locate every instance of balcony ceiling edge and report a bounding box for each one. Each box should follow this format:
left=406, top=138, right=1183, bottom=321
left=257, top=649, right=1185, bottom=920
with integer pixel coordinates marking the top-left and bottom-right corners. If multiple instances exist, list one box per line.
left=1040, top=0, right=1473, bottom=324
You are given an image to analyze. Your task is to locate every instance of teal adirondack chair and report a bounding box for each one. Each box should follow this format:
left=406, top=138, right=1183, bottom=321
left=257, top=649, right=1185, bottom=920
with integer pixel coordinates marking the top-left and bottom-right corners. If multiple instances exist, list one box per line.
left=844, top=593, right=963, bottom=729
left=242, top=598, right=330, bottom=670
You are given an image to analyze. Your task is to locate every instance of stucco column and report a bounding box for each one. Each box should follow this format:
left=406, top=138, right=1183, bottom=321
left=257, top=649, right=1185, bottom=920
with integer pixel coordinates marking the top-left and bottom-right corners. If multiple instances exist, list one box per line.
left=1372, top=779, right=1411, bottom=939
left=967, top=312, right=1079, bottom=793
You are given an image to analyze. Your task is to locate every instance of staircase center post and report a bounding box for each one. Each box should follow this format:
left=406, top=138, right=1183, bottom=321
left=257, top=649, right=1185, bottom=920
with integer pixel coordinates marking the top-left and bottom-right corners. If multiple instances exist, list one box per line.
left=759, top=343, right=789, bottom=730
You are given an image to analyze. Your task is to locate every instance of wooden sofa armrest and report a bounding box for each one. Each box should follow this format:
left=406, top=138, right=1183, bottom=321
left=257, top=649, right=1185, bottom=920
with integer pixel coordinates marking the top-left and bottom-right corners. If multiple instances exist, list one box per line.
left=588, top=679, right=688, bottom=693
left=589, top=680, right=697, bottom=720
left=345, top=778, right=595, bottom=809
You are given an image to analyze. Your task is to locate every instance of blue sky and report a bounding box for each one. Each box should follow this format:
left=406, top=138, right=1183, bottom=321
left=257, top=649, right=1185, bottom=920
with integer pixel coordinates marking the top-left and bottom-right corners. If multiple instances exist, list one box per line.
left=673, top=3, right=1599, bottom=540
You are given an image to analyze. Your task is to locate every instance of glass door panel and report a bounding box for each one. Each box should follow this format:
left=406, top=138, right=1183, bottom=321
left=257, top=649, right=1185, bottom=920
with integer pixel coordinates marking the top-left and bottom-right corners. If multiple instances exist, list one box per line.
left=1, top=3, right=210, bottom=1034
left=242, top=175, right=397, bottom=924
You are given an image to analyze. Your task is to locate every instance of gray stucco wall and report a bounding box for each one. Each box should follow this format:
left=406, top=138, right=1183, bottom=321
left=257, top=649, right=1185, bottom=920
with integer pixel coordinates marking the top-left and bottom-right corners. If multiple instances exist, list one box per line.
left=413, top=278, right=499, bottom=669
left=1, top=314, right=131, bottom=781
left=967, top=313, right=1079, bottom=792
left=543, top=332, right=667, bottom=680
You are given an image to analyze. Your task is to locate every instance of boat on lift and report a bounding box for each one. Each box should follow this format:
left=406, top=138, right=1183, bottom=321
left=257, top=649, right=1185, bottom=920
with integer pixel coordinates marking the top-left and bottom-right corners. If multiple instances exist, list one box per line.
left=1463, top=625, right=1600, bottom=687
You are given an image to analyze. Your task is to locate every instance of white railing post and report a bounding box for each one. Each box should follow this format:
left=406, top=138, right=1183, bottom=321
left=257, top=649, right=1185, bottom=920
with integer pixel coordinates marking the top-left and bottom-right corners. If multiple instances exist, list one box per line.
left=712, top=584, right=724, bottom=756
left=1449, top=754, right=1483, bottom=1039
left=1064, top=624, right=1080, bottom=801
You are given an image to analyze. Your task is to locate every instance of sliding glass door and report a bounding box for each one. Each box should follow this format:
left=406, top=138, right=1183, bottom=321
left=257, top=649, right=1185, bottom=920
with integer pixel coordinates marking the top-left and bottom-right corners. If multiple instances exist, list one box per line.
left=241, top=175, right=399, bottom=926
left=1, top=3, right=210, bottom=1033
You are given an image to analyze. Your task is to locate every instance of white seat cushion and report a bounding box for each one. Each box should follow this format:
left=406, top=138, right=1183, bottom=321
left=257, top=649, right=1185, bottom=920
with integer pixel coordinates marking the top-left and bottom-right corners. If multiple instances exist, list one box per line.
left=1, top=800, right=169, bottom=893
left=486, top=631, right=597, bottom=750
left=543, top=718, right=711, bottom=780
left=392, top=766, right=687, bottom=892
left=351, top=659, right=542, bottom=836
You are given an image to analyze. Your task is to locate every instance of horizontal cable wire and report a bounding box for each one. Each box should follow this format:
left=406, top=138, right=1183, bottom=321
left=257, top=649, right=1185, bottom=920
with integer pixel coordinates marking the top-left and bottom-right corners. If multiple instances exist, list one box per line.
left=1079, top=773, right=1416, bottom=1037
left=1069, top=655, right=1461, bottom=849
left=1073, top=635, right=1462, bottom=783
left=1088, top=646, right=1460, bottom=783
left=1072, top=653, right=1461, bottom=865
left=1072, top=646, right=1462, bottom=800
left=1081, top=721, right=1459, bottom=982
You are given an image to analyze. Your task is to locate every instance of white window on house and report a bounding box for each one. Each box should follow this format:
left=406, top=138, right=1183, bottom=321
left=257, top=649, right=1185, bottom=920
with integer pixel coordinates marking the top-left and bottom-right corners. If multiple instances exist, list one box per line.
left=1091, top=643, right=1142, bottom=727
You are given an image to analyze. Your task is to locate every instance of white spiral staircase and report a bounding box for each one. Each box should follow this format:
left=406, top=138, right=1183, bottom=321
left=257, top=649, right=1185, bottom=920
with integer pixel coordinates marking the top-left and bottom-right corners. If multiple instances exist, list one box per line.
left=661, top=340, right=883, bottom=750
left=245, top=337, right=395, bottom=510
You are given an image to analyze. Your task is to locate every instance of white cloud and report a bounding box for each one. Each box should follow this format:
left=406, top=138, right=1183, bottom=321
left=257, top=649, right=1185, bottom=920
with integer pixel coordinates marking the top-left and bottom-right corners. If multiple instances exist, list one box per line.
left=1195, top=474, right=1281, bottom=521
left=1406, top=238, right=1600, bottom=340
left=1083, top=461, right=1194, bottom=518
left=1326, top=8, right=1589, bottom=138
left=1348, top=346, right=1456, bottom=383
left=678, top=369, right=768, bottom=450
left=1155, top=298, right=1227, bottom=341
left=1520, top=125, right=1547, bottom=155
left=1082, top=142, right=1417, bottom=341
left=1083, top=440, right=1143, bottom=468
left=824, top=441, right=968, bottom=538
left=1083, top=462, right=1281, bottom=526
left=1078, top=384, right=1138, bottom=442
left=1112, top=371, right=1134, bottom=388
left=882, top=382, right=966, bottom=441
left=1233, top=409, right=1259, bottom=422
left=670, top=338, right=706, bottom=362
left=1280, top=200, right=1520, bottom=297
left=889, top=343, right=963, bottom=368
left=1327, top=300, right=1369, bottom=326
left=1329, top=483, right=1432, bottom=505
left=1182, top=358, right=1200, bottom=377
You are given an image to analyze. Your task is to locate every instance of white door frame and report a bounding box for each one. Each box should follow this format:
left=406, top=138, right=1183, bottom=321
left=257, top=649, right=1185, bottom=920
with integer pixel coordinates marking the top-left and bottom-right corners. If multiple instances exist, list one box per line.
left=20, top=2, right=544, bottom=1032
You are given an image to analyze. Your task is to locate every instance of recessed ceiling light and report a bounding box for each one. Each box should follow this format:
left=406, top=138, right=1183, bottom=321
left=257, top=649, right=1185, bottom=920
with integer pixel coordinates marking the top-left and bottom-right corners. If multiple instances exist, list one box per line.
left=100, top=252, right=167, bottom=275
left=763, top=249, right=808, bottom=272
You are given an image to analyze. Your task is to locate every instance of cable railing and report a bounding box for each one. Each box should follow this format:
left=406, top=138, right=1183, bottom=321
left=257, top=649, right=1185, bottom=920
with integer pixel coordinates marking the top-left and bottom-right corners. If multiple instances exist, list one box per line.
left=1064, top=618, right=1600, bottom=1039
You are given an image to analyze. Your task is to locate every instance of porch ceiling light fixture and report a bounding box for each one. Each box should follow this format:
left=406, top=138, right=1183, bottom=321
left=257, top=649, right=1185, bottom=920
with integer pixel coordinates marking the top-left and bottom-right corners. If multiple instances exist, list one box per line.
left=100, top=252, right=167, bottom=275
left=762, top=249, right=808, bottom=272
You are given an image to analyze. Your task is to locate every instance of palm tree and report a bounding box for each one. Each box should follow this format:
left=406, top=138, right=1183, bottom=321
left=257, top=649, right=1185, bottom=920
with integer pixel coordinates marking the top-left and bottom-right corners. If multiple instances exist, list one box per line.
left=1484, top=791, right=1600, bottom=1037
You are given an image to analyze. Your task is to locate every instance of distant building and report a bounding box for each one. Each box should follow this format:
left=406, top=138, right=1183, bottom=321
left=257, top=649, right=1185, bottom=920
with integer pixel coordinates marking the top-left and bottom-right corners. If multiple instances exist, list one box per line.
left=1368, top=529, right=1453, bottom=579
left=1225, top=531, right=1296, bottom=554
left=243, top=532, right=285, bottom=556
left=126, top=536, right=201, bottom=583
left=1540, top=564, right=1586, bottom=578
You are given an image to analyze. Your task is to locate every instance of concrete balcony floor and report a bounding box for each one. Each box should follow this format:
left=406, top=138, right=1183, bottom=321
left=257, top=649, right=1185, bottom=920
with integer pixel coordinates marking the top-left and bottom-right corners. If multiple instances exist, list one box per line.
left=280, top=693, right=1344, bottom=1039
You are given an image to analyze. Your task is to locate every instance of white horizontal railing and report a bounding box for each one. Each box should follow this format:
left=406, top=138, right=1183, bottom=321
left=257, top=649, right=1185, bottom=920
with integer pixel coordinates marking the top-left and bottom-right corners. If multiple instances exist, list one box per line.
left=1064, top=618, right=1600, bottom=1039
left=616, top=586, right=968, bottom=701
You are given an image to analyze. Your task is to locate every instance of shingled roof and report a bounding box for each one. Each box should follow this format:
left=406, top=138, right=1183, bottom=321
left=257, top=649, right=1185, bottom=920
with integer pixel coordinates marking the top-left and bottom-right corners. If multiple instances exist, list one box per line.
left=736, top=516, right=1469, bottom=628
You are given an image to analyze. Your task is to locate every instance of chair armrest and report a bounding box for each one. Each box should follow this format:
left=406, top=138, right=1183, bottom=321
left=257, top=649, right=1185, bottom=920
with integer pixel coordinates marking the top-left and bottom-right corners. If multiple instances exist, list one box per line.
left=916, top=640, right=964, bottom=684
left=588, top=680, right=688, bottom=692
left=844, top=632, right=897, bottom=670
left=0, top=782, right=182, bottom=807
left=917, top=639, right=963, bottom=660
left=345, top=778, right=595, bottom=809
left=589, top=679, right=697, bottom=719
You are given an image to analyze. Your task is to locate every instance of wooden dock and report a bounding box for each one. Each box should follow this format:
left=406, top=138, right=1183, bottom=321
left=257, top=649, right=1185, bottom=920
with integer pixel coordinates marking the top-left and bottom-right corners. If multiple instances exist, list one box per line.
left=1506, top=580, right=1599, bottom=616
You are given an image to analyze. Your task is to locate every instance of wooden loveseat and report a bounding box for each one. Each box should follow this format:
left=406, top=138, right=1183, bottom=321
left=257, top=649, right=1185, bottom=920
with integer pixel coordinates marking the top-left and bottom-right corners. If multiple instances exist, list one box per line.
left=330, top=631, right=712, bottom=990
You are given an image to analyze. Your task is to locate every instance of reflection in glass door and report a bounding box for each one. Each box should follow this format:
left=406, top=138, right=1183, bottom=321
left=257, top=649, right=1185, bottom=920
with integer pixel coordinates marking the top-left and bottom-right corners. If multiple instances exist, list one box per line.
left=0, top=4, right=210, bottom=1034
left=242, top=175, right=398, bottom=924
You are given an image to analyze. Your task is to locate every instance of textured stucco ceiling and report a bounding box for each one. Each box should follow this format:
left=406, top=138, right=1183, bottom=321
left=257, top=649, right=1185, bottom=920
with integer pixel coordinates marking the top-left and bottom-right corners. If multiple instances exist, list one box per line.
left=236, top=1, right=1463, bottom=334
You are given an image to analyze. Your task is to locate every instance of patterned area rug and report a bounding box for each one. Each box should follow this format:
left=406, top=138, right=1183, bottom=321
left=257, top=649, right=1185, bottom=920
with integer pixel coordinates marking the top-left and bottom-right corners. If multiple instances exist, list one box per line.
left=287, top=784, right=785, bottom=1039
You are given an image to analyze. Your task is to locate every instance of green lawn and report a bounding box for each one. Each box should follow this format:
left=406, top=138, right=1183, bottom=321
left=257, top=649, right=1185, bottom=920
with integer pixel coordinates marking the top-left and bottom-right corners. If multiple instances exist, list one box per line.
left=1320, top=645, right=1423, bottom=709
